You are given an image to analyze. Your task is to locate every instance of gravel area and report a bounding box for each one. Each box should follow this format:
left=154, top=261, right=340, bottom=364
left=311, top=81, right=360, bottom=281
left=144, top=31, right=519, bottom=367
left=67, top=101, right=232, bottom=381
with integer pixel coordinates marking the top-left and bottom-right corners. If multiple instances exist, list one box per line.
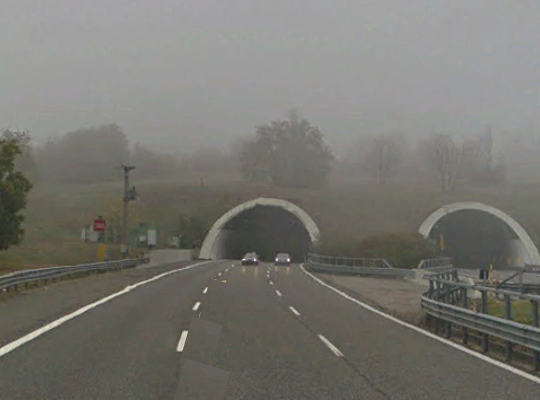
left=313, top=273, right=428, bottom=325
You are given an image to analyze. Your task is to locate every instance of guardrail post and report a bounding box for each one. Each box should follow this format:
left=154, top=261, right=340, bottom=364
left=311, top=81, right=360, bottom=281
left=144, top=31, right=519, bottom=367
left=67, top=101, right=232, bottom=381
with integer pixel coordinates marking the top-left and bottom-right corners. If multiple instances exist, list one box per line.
left=532, top=300, right=540, bottom=371
left=445, top=283, right=452, bottom=338
left=462, top=288, right=469, bottom=345
left=434, top=279, right=441, bottom=334
left=504, top=294, right=513, bottom=361
left=481, top=290, right=489, bottom=352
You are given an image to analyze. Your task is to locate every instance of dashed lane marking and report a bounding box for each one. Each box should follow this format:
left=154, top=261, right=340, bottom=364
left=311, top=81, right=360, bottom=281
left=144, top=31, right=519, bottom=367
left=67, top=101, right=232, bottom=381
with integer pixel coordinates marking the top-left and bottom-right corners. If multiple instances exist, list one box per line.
left=318, top=334, right=344, bottom=357
left=177, top=330, right=189, bottom=352
left=289, top=306, right=301, bottom=317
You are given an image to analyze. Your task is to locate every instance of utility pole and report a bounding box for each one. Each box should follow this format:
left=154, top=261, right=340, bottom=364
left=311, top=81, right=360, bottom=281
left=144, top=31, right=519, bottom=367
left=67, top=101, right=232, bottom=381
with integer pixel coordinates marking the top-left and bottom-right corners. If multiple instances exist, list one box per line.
left=121, top=165, right=137, bottom=257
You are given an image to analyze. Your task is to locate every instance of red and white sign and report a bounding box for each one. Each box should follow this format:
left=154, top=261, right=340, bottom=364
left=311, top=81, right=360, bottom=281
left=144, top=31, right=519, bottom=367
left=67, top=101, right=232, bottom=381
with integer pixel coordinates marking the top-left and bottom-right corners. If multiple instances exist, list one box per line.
left=94, top=219, right=107, bottom=232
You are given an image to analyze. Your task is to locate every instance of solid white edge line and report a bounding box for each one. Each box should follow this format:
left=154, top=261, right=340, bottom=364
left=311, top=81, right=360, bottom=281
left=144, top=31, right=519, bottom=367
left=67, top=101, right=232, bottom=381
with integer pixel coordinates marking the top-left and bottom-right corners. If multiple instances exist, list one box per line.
left=203, top=287, right=208, bottom=294
left=276, top=290, right=282, bottom=297
left=318, top=334, right=344, bottom=357
left=289, top=306, right=301, bottom=317
left=299, top=264, right=540, bottom=385
left=192, top=302, right=201, bottom=311
left=177, top=330, right=189, bottom=352
left=0, top=260, right=214, bottom=359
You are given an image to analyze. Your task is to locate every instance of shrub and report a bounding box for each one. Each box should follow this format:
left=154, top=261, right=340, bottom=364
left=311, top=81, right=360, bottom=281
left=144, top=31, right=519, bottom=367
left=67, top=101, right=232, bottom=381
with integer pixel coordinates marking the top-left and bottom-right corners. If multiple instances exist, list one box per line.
left=315, top=232, right=438, bottom=269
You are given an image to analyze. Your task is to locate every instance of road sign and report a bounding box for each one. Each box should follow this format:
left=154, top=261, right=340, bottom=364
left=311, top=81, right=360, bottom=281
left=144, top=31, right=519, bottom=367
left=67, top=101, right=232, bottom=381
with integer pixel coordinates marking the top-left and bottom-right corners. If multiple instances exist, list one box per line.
left=94, top=218, right=107, bottom=232
left=147, top=230, right=157, bottom=246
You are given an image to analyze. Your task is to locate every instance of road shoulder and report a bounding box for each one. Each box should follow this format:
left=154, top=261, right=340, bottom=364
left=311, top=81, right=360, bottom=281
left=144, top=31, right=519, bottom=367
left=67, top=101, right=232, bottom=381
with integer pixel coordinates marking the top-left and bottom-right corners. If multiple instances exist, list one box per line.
left=312, top=272, right=428, bottom=326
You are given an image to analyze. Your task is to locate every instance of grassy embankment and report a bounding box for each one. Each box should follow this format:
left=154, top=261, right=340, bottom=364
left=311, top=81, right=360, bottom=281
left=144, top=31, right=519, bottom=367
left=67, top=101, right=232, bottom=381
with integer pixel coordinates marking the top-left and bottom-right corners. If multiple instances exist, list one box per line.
left=2, top=170, right=540, bottom=272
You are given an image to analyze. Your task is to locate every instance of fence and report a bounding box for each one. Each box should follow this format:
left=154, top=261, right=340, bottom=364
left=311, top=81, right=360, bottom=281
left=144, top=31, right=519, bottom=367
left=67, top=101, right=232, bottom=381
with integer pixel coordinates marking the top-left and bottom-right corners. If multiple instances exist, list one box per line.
left=422, top=271, right=540, bottom=370
left=0, top=258, right=150, bottom=292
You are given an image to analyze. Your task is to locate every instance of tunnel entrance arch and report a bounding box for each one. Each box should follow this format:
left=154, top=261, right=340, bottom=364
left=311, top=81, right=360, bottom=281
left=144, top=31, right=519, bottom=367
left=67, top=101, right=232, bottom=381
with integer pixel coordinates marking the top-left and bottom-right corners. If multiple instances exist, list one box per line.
left=419, top=201, right=540, bottom=267
left=199, top=197, right=321, bottom=260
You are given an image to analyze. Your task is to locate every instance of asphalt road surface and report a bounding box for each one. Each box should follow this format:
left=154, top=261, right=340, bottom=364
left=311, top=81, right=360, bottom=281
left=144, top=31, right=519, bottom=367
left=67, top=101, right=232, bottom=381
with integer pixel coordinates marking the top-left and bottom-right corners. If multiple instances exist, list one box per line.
left=0, top=261, right=539, bottom=399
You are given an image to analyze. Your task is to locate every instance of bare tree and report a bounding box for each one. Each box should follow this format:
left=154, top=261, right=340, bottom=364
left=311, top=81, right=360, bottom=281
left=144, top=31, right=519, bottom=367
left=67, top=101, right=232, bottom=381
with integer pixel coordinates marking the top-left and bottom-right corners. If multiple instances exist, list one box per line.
left=361, top=133, right=405, bottom=185
left=422, top=134, right=466, bottom=193
left=459, top=126, right=506, bottom=187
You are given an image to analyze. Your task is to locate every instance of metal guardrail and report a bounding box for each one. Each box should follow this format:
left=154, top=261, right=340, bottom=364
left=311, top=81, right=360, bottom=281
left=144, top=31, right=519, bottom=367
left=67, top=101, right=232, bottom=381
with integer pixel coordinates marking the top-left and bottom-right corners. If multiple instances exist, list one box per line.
left=305, top=254, right=456, bottom=278
left=418, top=257, right=453, bottom=270
left=0, top=258, right=150, bottom=292
left=305, top=253, right=417, bottom=278
left=308, top=252, right=540, bottom=369
left=307, top=253, right=393, bottom=269
left=422, top=271, right=540, bottom=370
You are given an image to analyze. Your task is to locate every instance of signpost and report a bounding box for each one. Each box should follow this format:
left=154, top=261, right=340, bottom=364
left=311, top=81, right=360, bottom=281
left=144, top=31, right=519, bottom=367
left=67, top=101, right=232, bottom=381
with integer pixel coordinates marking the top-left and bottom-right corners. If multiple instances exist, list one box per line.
left=94, top=217, right=107, bottom=232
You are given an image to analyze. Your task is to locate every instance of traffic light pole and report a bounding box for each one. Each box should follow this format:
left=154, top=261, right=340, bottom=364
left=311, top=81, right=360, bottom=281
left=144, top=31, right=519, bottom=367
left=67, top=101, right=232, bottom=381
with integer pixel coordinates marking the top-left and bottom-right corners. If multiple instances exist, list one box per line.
left=121, top=165, right=136, bottom=257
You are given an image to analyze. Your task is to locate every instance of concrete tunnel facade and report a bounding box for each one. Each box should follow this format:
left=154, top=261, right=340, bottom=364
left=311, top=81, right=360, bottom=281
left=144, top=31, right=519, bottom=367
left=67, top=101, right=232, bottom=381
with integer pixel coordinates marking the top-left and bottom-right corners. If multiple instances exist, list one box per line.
left=418, top=201, right=540, bottom=267
left=199, top=197, right=321, bottom=260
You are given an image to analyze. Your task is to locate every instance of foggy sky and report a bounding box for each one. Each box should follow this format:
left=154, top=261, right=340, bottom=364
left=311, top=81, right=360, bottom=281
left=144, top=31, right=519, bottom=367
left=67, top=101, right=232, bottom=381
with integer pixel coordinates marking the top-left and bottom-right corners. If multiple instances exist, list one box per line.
left=1, top=0, right=539, bottom=155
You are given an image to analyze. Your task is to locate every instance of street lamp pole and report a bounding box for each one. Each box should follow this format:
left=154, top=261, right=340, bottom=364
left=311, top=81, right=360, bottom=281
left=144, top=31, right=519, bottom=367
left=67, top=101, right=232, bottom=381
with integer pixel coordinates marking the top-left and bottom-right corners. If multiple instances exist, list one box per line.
left=121, top=165, right=137, bottom=257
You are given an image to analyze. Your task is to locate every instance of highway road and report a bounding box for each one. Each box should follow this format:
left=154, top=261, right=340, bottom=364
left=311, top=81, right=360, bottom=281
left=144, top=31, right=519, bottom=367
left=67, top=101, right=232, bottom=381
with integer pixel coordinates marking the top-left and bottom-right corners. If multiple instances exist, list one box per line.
left=0, top=260, right=539, bottom=399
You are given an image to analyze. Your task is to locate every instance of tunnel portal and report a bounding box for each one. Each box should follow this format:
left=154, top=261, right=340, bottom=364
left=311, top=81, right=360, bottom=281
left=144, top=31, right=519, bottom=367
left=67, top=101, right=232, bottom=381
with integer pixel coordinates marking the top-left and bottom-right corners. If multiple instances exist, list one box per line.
left=199, top=198, right=320, bottom=262
left=419, top=202, right=540, bottom=268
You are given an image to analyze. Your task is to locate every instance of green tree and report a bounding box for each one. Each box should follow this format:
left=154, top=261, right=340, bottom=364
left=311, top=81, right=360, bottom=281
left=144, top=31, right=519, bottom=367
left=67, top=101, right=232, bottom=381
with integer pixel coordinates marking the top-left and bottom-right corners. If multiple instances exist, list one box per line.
left=239, top=109, right=334, bottom=188
left=1, top=129, right=40, bottom=183
left=178, top=213, right=210, bottom=248
left=35, top=123, right=130, bottom=183
left=0, top=135, right=33, bottom=250
left=130, top=142, right=179, bottom=179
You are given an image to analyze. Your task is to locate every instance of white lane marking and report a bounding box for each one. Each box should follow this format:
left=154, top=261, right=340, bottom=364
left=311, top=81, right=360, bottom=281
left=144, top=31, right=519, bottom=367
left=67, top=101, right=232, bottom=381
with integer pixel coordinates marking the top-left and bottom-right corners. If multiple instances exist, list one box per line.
left=318, top=334, right=344, bottom=357
left=299, top=264, right=540, bottom=385
left=275, top=290, right=282, bottom=297
left=192, top=302, right=201, bottom=311
left=289, top=306, right=301, bottom=317
left=203, top=287, right=208, bottom=294
left=218, top=272, right=222, bottom=276
left=225, top=268, right=229, bottom=272
left=269, top=280, right=274, bottom=286
left=0, top=260, right=214, bottom=359
left=176, top=330, right=189, bottom=352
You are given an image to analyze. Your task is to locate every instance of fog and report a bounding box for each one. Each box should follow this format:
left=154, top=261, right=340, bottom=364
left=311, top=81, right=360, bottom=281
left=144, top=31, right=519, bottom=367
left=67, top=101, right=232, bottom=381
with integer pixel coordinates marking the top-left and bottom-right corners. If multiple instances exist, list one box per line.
left=1, top=0, right=539, bottom=156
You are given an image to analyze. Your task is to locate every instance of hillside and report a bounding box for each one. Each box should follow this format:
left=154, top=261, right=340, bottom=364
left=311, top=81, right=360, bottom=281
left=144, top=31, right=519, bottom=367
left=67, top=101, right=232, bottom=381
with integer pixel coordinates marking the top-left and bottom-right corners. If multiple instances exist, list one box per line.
left=2, top=170, right=540, bottom=271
